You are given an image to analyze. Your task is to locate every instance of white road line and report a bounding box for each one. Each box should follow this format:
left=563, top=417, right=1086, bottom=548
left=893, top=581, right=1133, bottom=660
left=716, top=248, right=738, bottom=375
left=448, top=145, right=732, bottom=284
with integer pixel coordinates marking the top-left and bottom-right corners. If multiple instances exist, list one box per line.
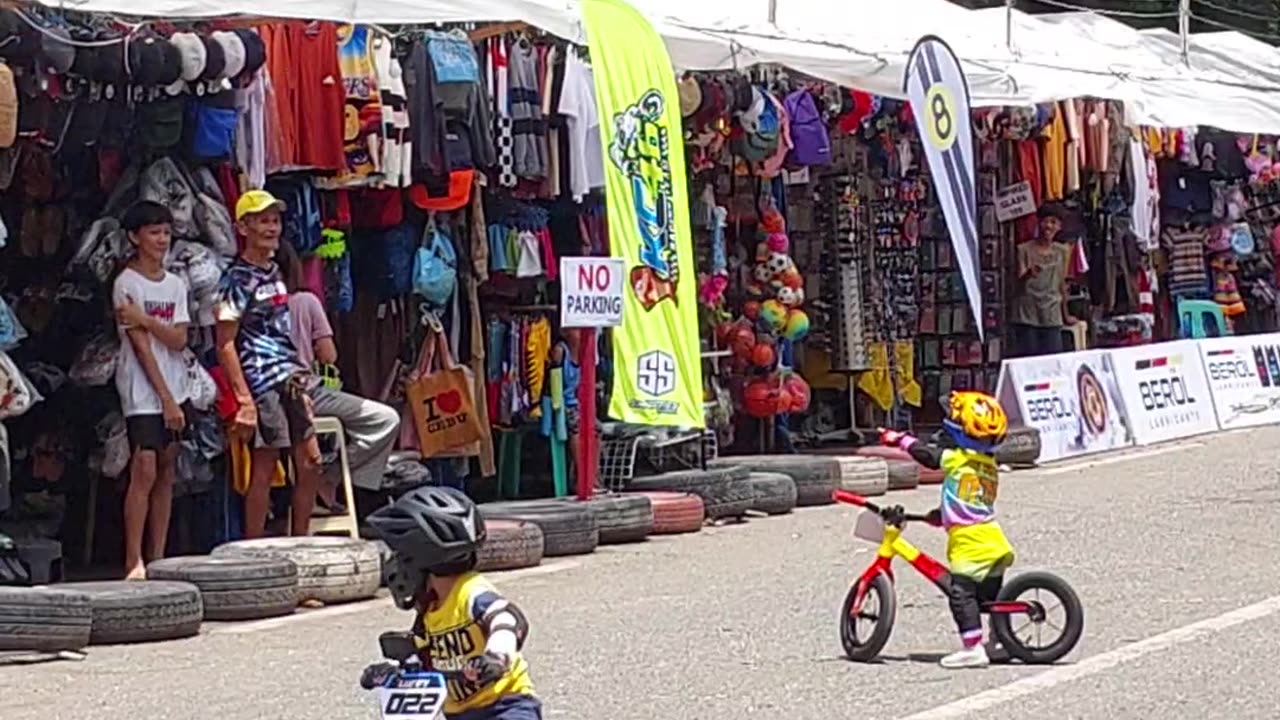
left=1032, top=442, right=1204, bottom=476
left=898, top=593, right=1280, bottom=720
left=208, top=559, right=581, bottom=636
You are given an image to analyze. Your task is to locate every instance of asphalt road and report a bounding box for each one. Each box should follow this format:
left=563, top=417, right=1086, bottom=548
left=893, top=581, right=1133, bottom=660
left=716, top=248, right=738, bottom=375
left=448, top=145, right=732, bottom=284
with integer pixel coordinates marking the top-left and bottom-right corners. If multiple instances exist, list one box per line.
left=7, top=427, right=1280, bottom=720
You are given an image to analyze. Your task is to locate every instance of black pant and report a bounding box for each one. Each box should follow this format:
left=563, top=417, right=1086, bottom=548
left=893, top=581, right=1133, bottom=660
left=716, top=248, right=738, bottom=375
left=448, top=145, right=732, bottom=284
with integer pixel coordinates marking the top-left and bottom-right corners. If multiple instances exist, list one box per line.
left=949, top=573, right=1005, bottom=642
left=1013, top=323, right=1064, bottom=357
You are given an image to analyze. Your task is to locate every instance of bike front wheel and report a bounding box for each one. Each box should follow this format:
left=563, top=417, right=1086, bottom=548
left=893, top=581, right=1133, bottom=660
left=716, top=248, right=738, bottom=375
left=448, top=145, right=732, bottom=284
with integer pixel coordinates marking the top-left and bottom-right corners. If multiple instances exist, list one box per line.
left=840, top=572, right=896, bottom=662
left=990, top=571, right=1084, bottom=665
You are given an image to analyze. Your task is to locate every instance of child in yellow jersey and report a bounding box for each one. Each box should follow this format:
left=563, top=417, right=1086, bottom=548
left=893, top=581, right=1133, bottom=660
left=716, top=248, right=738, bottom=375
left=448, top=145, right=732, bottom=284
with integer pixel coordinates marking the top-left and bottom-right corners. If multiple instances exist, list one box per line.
left=364, top=487, right=541, bottom=719
left=880, top=391, right=1016, bottom=670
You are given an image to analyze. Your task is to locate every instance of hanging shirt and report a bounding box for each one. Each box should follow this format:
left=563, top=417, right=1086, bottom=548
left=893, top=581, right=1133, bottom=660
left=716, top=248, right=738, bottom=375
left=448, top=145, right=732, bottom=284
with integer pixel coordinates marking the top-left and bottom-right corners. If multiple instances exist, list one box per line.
left=416, top=572, right=535, bottom=715
left=235, top=69, right=268, bottom=189
left=215, top=258, right=305, bottom=397
left=508, top=41, right=546, bottom=179
left=290, top=21, right=347, bottom=171
left=1129, top=138, right=1157, bottom=251
left=403, top=38, right=449, bottom=185
left=1041, top=103, right=1066, bottom=201
left=557, top=52, right=603, bottom=202
left=336, top=24, right=383, bottom=183
left=259, top=23, right=298, bottom=169
left=515, top=231, right=543, bottom=278
left=373, top=34, right=411, bottom=188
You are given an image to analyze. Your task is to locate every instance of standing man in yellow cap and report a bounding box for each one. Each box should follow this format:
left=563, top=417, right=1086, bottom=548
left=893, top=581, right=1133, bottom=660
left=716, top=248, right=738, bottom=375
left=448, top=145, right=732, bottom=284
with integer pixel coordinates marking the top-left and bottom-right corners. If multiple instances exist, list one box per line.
left=214, top=190, right=321, bottom=538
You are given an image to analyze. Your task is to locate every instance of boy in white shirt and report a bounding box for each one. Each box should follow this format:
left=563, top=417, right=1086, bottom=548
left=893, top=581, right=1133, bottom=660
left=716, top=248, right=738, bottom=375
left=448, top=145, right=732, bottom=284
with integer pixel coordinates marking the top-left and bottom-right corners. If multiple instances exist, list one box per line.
left=113, top=201, right=191, bottom=580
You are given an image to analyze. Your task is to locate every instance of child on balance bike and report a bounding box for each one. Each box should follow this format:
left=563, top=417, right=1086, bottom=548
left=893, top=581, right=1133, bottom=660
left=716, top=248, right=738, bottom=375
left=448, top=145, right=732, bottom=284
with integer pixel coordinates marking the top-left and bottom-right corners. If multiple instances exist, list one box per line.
left=879, top=390, right=1015, bottom=669
left=362, top=486, right=542, bottom=718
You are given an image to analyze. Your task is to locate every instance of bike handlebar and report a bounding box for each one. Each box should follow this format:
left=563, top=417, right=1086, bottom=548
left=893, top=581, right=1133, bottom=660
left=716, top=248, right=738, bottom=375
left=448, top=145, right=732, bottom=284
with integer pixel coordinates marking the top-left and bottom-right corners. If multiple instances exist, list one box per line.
left=831, top=489, right=939, bottom=526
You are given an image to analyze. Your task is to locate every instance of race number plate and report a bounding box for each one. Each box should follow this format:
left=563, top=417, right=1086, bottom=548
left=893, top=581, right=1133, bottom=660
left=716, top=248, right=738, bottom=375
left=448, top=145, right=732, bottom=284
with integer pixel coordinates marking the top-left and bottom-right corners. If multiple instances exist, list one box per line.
left=376, top=671, right=449, bottom=720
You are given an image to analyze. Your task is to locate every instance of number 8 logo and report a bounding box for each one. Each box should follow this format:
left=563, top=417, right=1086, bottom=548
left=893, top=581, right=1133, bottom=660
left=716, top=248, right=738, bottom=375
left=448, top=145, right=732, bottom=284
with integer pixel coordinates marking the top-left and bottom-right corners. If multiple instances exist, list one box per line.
left=923, top=83, right=957, bottom=152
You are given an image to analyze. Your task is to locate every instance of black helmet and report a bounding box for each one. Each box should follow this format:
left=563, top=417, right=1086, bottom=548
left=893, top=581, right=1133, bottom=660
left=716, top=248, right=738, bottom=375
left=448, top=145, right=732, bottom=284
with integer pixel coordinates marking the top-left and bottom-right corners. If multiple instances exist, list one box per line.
left=366, top=486, right=486, bottom=609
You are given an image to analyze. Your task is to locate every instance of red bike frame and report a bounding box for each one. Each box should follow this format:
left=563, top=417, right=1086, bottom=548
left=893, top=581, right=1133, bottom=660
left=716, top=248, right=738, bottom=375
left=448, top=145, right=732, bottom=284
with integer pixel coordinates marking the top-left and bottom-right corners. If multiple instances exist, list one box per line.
left=834, top=489, right=1039, bottom=620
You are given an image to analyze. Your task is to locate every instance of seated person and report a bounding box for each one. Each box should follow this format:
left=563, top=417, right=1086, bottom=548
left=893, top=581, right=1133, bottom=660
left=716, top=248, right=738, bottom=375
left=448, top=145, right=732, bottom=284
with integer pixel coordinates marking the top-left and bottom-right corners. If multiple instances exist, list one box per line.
left=277, top=241, right=400, bottom=509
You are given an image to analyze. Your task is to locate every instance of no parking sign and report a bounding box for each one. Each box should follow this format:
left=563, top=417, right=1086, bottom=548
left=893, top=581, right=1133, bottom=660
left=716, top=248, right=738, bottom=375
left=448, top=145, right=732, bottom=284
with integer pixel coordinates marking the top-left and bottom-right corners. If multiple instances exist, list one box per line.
left=561, top=257, right=625, bottom=328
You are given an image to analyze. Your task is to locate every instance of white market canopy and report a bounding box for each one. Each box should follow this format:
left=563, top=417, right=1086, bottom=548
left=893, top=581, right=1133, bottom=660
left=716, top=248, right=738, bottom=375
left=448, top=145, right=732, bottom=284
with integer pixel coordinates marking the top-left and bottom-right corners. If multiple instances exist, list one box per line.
left=29, top=0, right=1280, bottom=133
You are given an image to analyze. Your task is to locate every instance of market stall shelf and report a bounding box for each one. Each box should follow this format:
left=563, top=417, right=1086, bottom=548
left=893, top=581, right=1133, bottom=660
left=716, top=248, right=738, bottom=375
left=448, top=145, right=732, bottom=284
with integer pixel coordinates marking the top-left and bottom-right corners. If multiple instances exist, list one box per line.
left=146, top=556, right=299, bottom=621
left=212, top=538, right=380, bottom=606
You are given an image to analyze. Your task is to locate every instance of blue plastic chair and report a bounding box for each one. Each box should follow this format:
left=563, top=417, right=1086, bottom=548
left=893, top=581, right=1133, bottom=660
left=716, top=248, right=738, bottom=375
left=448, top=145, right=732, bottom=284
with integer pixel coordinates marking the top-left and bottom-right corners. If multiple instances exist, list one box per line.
left=1177, top=299, right=1230, bottom=338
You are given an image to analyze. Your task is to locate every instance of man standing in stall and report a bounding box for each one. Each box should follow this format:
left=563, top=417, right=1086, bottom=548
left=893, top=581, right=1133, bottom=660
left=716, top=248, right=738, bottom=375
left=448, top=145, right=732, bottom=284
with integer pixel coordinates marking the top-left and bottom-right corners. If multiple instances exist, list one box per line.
left=215, top=190, right=321, bottom=538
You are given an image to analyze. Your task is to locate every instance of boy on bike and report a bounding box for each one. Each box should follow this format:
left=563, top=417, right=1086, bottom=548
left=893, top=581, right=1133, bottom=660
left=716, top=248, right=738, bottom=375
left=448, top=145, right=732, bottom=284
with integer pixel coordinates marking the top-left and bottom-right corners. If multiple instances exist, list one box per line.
left=362, top=487, right=541, bottom=719
left=880, top=391, right=1015, bottom=669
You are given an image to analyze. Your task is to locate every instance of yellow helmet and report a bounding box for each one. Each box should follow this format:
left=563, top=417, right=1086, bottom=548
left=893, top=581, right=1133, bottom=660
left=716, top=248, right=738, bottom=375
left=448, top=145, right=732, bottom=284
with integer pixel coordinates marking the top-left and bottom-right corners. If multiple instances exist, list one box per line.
left=944, top=391, right=1008, bottom=450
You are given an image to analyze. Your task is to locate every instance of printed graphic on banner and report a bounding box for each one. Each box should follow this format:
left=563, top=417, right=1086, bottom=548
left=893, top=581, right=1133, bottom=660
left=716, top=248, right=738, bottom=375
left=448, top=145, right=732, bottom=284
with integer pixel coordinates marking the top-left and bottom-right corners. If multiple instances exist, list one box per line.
left=560, top=257, right=625, bottom=328
left=996, top=350, right=1132, bottom=463
left=1198, top=333, right=1280, bottom=429
left=902, top=36, right=982, bottom=341
left=580, top=0, right=703, bottom=427
left=1111, top=341, right=1218, bottom=445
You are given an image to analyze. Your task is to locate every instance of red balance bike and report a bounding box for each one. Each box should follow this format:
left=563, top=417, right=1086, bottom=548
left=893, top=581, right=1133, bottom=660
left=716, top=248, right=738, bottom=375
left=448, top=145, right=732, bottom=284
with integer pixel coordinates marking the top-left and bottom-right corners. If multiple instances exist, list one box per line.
left=833, top=489, right=1084, bottom=664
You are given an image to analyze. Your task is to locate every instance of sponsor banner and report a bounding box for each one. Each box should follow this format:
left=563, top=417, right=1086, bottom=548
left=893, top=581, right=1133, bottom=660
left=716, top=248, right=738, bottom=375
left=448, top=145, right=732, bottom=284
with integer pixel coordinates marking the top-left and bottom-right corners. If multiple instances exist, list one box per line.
left=580, top=0, right=704, bottom=427
left=1111, top=340, right=1218, bottom=445
left=903, top=36, right=982, bottom=341
left=1198, top=333, right=1280, bottom=429
left=997, top=350, right=1133, bottom=463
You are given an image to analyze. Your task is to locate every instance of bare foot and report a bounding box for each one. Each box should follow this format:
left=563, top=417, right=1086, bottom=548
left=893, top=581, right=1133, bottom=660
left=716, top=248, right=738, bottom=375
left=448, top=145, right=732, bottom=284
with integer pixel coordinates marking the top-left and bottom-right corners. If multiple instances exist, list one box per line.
left=124, top=563, right=147, bottom=581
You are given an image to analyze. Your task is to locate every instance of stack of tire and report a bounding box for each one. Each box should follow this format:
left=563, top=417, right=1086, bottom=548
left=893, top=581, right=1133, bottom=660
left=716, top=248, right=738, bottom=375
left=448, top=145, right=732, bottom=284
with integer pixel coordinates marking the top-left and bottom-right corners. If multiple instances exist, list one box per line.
left=621, top=464, right=754, bottom=525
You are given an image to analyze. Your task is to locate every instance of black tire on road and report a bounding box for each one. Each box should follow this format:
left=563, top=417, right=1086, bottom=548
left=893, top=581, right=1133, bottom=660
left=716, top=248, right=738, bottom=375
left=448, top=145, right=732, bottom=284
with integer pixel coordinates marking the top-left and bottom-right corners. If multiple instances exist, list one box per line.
left=59, top=581, right=203, bottom=645
left=477, top=520, right=545, bottom=571
left=995, top=427, right=1042, bottom=467
left=146, top=555, right=299, bottom=621
left=885, top=459, right=920, bottom=491
left=710, top=456, right=839, bottom=507
left=212, top=537, right=382, bottom=605
left=840, top=572, right=896, bottom=663
left=479, top=500, right=600, bottom=557
left=0, top=587, right=92, bottom=652
left=748, top=472, right=797, bottom=515
left=626, top=465, right=754, bottom=519
left=990, top=571, right=1085, bottom=665
left=831, top=457, right=890, bottom=497
left=563, top=494, right=654, bottom=544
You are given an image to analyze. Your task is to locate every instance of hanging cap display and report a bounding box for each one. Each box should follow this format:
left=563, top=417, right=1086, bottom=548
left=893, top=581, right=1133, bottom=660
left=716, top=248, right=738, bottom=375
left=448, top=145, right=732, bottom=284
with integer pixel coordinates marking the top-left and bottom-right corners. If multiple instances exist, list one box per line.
left=233, top=29, right=267, bottom=79
left=200, top=33, right=227, bottom=80
left=409, top=169, right=475, bottom=212
left=678, top=76, right=702, bottom=118
left=170, top=32, right=207, bottom=82
left=211, top=31, right=246, bottom=80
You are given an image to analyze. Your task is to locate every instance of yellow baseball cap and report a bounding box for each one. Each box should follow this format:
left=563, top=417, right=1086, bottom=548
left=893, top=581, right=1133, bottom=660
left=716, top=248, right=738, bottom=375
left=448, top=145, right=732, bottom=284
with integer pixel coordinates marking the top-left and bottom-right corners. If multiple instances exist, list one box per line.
left=235, top=189, right=286, bottom=221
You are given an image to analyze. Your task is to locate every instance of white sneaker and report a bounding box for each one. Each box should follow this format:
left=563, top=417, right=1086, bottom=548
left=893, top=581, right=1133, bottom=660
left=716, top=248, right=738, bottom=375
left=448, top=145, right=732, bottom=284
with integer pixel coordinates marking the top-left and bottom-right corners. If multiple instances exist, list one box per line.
left=940, top=645, right=990, bottom=669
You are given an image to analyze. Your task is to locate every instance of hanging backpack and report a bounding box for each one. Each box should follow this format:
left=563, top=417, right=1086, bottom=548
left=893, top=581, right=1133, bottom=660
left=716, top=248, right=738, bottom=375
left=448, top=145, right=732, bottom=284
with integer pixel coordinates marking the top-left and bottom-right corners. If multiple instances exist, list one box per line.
left=412, top=225, right=457, bottom=308
left=784, top=89, right=830, bottom=168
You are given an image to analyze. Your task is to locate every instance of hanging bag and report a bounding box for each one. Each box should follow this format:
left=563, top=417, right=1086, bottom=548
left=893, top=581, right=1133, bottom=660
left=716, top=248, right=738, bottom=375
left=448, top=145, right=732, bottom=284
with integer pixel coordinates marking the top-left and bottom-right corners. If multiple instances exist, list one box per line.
left=404, top=328, right=482, bottom=457
left=412, top=224, right=458, bottom=308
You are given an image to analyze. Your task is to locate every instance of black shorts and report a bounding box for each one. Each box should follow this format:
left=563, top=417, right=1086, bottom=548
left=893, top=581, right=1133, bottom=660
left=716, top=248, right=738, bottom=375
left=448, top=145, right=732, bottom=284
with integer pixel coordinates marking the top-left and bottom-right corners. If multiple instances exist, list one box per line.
left=125, top=402, right=194, bottom=451
left=254, top=379, right=315, bottom=450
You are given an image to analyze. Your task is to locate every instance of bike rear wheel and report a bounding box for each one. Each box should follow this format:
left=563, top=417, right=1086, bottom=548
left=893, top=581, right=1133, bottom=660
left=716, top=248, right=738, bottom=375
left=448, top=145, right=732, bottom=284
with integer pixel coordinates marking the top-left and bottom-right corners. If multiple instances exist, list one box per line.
left=990, top=571, right=1084, bottom=665
left=840, top=572, right=895, bottom=662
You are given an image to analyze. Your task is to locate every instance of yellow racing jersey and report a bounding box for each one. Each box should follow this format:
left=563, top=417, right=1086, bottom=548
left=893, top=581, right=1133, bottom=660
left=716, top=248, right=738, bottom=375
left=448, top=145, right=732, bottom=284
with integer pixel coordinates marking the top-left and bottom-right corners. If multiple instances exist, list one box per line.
left=939, top=448, right=1015, bottom=579
left=416, top=572, right=535, bottom=714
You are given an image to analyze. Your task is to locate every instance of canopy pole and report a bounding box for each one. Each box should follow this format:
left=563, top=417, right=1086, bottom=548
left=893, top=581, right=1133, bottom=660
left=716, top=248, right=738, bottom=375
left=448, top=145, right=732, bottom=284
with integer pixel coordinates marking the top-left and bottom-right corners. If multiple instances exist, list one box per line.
left=768, top=0, right=777, bottom=24
left=1005, top=0, right=1013, bottom=53
left=1178, top=0, right=1190, bottom=65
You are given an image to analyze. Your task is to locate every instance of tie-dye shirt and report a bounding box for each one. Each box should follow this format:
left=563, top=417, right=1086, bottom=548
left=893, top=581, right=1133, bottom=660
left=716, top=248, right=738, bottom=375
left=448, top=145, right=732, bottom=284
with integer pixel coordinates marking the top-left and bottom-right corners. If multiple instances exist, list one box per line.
left=215, top=257, right=304, bottom=397
left=938, top=448, right=999, bottom=528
